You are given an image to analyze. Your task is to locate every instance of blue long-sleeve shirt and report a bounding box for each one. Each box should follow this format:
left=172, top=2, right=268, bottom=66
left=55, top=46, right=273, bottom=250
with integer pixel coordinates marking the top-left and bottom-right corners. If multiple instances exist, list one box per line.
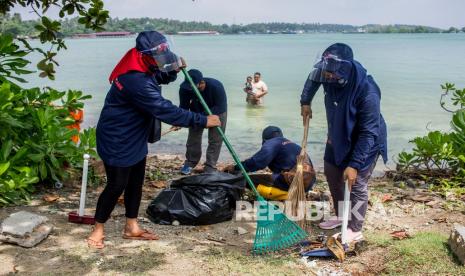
left=300, top=74, right=387, bottom=171
left=97, top=72, right=207, bottom=167
left=237, top=137, right=316, bottom=191
left=179, top=77, right=227, bottom=115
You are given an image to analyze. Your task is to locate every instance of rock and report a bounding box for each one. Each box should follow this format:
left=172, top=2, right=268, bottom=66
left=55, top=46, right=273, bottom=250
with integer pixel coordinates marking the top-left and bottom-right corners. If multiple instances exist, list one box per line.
left=0, top=211, right=53, bottom=248
left=406, top=179, right=417, bottom=188
left=172, top=220, right=180, bottom=226
left=0, top=224, right=53, bottom=248
left=322, top=191, right=332, bottom=202
left=235, top=227, right=248, bottom=235
left=0, top=211, right=48, bottom=237
left=448, top=224, right=465, bottom=265
left=307, top=191, right=320, bottom=201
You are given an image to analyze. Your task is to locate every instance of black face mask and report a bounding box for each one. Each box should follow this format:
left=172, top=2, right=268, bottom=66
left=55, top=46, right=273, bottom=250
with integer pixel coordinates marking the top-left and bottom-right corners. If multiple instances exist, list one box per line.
left=154, top=70, right=178, bottom=85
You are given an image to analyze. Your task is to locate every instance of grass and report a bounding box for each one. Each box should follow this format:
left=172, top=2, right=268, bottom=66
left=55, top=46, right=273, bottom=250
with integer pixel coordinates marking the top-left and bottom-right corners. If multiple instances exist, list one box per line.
left=366, top=231, right=465, bottom=275
left=59, top=247, right=165, bottom=274
left=201, top=247, right=304, bottom=275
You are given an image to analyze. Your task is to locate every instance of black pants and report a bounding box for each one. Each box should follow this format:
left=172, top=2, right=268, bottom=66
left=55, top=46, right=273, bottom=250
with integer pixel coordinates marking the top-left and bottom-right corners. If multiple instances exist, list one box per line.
left=94, top=157, right=146, bottom=223
left=185, top=112, right=227, bottom=170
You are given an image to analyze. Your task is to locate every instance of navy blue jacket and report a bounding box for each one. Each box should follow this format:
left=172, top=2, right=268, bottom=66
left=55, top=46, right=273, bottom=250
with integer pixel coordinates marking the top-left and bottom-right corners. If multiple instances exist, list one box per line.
left=179, top=77, right=227, bottom=115
left=97, top=72, right=207, bottom=167
left=300, top=63, right=388, bottom=171
left=238, top=137, right=315, bottom=191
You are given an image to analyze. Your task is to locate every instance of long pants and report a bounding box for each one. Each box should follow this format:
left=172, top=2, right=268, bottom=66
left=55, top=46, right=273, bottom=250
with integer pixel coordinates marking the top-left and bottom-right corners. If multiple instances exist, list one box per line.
left=94, top=157, right=146, bottom=223
left=324, top=159, right=376, bottom=232
left=185, top=112, right=227, bottom=169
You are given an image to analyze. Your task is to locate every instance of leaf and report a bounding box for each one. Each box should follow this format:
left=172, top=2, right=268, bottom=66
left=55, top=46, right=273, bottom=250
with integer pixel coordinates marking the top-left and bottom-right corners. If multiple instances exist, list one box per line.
left=28, top=153, right=45, bottom=162
left=381, top=194, right=393, bottom=203
left=1, top=139, right=13, bottom=161
left=390, top=230, right=411, bottom=240
left=0, top=162, right=10, bottom=176
left=43, top=194, right=60, bottom=203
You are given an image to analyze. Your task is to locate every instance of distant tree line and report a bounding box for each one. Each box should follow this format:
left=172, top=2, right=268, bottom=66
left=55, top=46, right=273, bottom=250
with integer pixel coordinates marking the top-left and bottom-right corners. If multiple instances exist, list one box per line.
left=1, top=13, right=463, bottom=37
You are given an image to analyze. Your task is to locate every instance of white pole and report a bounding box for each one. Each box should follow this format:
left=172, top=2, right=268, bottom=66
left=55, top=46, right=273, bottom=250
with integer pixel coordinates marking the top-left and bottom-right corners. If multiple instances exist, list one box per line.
left=78, top=154, right=90, bottom=217
left=341, top=180, right=350, bottom=244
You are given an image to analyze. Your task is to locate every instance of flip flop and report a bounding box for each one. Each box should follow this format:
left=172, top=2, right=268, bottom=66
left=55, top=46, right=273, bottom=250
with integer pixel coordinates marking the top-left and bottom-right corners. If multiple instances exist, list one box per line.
left=122, top=229, right=159, bottom=240
left=87, top=237, right=105, bottom=249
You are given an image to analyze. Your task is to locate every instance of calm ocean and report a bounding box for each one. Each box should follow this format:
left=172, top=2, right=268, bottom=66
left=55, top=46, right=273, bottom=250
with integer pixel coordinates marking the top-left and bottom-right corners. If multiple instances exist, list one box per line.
left=22, top=33, right=465, bottom=171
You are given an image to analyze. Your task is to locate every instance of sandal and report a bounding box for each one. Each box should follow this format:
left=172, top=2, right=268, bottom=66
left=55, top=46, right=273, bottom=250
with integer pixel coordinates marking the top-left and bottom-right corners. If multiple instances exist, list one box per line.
left=123, top=229, right=159, bottom=240
left=87, top=236, right=105, bottom=249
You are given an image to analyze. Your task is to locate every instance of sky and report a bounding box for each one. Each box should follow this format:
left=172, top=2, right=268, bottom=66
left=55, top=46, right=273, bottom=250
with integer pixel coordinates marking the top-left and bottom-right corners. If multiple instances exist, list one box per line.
left=12, top=0, right=465, bottom=29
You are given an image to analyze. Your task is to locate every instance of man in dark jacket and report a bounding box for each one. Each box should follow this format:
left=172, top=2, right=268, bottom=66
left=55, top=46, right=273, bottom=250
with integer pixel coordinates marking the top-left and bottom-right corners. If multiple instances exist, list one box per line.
left=87, top=31, right=221, bottom=249
left=178, top=69, right=227, bottom=174
left=224, top=126, right=316, bottom=198
left=300, top=43, right=387, bottom=242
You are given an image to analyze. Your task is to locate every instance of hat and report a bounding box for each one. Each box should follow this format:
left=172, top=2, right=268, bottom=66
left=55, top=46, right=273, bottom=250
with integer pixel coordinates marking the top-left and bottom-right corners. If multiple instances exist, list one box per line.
left=322, top=43, right=354, bottom=61
left=180, top=69, right=203, bottom=90
left=136, top=31, right=167, bottom=52
left=262, top=126, right=283, bottom=144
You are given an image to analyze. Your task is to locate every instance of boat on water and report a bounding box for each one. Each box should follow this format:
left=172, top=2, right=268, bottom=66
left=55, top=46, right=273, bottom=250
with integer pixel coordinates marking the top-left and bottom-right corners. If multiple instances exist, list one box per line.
left=177, top=31, right=220, bottom=36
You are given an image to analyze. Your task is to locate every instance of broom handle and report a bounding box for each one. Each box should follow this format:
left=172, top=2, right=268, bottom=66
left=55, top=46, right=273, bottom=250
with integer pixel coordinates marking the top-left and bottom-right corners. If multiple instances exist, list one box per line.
left=78, top=154, right=90, bottom=217
left=341, top=180, right=350, bottom=244
left=299, top=115, right=310, bottom=155
left=181, top=68, right=260, bottom=196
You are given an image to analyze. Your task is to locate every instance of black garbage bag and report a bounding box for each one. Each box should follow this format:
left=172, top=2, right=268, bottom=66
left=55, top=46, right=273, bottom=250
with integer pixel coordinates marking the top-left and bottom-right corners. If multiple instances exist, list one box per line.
left=146, top=172, right=245, bottom=225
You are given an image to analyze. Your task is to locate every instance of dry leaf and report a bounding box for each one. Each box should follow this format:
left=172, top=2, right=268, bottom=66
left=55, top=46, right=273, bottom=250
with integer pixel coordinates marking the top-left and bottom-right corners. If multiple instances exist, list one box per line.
left=381, top=194, right=393, bottom=203
left=326, top=236, right=345, bottom=262
left=410, top=195, right=433, bottom=203
left=43, top=194, right=60, bottom=202
left=433, top=217, right=447, bottom=223
left=390, top=230, right=411, bottom=240
left=197, top=225, right=212, bottom=232
left=425, top=200, right=441, bottom=207
left=150, top=181, right=167, bottom=189
left=117, top=196, right=124, bottom=205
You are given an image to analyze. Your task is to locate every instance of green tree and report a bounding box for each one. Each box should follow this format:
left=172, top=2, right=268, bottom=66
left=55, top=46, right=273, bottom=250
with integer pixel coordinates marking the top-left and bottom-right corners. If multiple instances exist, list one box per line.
left=0, top=1, right=108, bottom=205
left=1, top=0, right=108, bottom=80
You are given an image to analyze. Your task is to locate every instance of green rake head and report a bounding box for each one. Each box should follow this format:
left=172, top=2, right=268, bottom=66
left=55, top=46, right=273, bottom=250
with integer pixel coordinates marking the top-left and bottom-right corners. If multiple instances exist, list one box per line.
left=252, top=198, right=308, bottom=254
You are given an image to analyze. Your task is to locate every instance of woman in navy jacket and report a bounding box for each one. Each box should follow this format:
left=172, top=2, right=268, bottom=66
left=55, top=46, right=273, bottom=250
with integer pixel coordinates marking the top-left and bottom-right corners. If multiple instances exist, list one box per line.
left=300, top=43, right=387, bottom=242
left=87, top=31, right=220, bottom=249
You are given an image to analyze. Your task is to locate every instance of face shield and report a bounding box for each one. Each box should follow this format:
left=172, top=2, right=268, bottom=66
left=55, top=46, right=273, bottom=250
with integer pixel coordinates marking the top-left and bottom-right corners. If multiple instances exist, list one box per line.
left=140, top=42, right=182, bottom=73
left=309, top=53, right=352, bottom=85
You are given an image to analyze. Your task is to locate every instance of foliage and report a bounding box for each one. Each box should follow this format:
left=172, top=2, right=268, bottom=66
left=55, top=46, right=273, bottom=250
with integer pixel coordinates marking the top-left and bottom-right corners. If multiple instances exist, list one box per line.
left=1, top=14, right=451, bottom=37
left=397, top=83, right=465, bottom=195
left=1, top=1, right=108, bottom=80
left=366, top=231, right=464, bottom=274
left=0, top=0, right=104, bottom=205
left=364, top=24, right=442, bottom=33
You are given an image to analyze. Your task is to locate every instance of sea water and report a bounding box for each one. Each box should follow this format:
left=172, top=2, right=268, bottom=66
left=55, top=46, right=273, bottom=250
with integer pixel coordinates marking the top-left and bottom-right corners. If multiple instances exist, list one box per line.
left=22, top=33, right=465, bottom=171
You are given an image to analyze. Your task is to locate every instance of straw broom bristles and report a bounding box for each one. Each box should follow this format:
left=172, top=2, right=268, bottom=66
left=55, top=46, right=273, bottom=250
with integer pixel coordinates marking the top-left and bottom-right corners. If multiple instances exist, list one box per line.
left=287, top=115, right=310, bottom=229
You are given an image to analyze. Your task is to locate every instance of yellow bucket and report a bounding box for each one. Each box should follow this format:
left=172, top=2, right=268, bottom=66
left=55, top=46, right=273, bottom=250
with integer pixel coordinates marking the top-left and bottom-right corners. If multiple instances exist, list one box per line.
left=256, top=184, right=288, bottom=201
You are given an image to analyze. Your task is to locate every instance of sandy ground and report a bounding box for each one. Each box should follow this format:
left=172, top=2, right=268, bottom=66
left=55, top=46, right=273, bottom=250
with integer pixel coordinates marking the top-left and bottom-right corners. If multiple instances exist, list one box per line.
left=1, top=155, right=464, bottom=275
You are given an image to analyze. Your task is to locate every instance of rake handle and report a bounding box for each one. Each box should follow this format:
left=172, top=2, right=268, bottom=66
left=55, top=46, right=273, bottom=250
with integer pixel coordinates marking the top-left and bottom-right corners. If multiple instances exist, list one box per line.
left=181, top=68, right=261, bottom=197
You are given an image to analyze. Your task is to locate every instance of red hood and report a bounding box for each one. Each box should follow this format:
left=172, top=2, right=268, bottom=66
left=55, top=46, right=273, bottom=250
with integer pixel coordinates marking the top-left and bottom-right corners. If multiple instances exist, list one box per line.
left=108, top=48, right=156, bottom=83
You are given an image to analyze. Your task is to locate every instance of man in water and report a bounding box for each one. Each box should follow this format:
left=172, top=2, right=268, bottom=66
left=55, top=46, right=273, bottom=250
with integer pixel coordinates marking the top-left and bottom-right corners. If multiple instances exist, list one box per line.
left=179, top=69, right=228, bottom=174
left=250, top=72, right=268, bottom=105
left=224, top=126, right=316, bottom=200
left=300, top=43, right=387, bottom=242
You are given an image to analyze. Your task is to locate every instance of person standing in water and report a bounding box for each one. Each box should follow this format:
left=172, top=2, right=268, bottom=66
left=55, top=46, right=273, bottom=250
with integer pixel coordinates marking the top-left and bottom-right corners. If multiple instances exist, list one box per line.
left=251, top=72, right=268, bottom=105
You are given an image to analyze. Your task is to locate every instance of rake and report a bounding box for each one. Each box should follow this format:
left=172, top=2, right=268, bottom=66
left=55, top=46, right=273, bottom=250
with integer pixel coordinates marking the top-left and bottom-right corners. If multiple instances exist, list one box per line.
left=181, top=68, right=308, bottom=253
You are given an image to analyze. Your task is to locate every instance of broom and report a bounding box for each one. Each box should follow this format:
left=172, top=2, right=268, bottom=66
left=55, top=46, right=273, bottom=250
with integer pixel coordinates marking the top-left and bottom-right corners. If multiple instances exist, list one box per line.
left=287, top=114, right=310, bottom=229
left=181, top=68, right=308, bottom=254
